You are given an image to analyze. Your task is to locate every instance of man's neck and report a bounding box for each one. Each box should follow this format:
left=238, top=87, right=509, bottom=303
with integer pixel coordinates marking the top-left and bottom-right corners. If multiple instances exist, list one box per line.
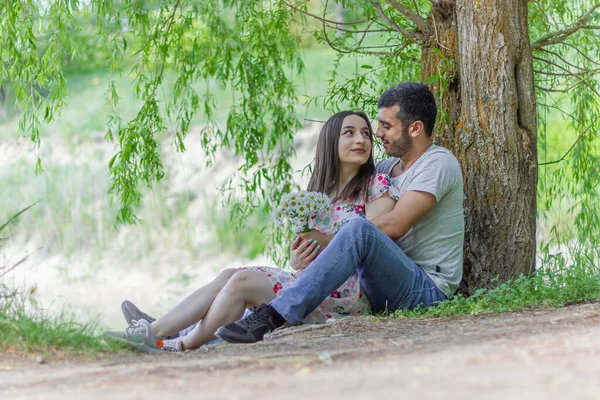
left=393, top=142, right=433, bottom=177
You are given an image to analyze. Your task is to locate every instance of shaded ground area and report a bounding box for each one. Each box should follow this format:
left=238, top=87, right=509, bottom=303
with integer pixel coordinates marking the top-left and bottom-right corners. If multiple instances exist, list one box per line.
left=2, top=302, right=600, bottom=399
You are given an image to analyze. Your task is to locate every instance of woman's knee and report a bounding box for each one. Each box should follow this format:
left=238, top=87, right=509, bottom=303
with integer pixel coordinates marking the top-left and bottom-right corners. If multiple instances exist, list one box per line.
left=218, top=268, right=239, bottom=280
left=214, top=268, right=239, bottom=288
left=225, top=270, right=255, bottom=290
left=222, top=270, right=269, bottom=296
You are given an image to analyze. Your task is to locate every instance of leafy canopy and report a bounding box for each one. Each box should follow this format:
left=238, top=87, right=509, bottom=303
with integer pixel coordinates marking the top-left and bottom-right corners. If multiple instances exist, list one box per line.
left=1, top=0, right=303, bottom=228
left=1, top=0, right=599, bottom=266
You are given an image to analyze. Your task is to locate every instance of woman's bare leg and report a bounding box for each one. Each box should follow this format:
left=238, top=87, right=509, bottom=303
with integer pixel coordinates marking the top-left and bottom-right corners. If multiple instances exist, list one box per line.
left=151, top=268, right=238, bottom=338
left=181, top=270, right=275, bottom=350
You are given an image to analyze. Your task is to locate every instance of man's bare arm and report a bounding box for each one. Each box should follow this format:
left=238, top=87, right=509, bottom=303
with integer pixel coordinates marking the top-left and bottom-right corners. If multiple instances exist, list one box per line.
left=371, top=190, right=437, bottom=240
left=299, top=192, right=398, bottom=248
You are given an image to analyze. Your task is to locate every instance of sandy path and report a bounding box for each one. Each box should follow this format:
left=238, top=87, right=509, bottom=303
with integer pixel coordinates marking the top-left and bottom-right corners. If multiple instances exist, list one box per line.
left=2, top=302, right=600, bottom=399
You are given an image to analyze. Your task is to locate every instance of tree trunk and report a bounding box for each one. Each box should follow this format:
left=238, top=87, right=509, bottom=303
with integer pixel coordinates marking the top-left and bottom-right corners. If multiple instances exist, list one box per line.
left=421, top=1, right=461, bottom=145
left=421, top=0, right=538, bottom=294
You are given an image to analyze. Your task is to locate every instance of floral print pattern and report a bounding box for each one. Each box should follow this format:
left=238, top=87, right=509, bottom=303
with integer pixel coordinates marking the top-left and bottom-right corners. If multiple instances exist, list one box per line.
left=246, top=173, right=400, bottom=324
left=368, top=173, right=398, bottom=203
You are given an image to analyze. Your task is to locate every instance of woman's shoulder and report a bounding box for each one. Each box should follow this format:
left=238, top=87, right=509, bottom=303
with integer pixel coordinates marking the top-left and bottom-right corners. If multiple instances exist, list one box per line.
left=367, top=173, right=400, bottom=203
left=370, top=172, right=394, bottom=187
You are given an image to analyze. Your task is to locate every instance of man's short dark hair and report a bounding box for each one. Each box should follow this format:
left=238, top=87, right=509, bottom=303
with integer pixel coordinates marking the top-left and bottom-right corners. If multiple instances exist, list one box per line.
left=377, top=82, right=437, bottom=136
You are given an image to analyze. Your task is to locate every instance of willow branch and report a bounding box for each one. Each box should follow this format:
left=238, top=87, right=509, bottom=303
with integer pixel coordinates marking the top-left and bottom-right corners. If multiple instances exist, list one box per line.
left=536, top=101, right=578, bottom=124
left=370, top=1, right=424, bottom=44
left=386, top=0, right=429, bottom=33
left=134, top=0, right=181, bottom=56
left=534, top=67, right=600, bottom=77
left=281, top=0, right=368, bottom=25
left=356, top=20, right=377, bottom=47
left=531, top=3, right=600, bottom=49
left=318, top=4, right=404, bottom=56
left=332, top=26, right=396, bottom=33
left=535, top=68, right=600, bottom=97
left=320, top=1, right=354, bottom=54
left=281, top=1, right=396, bottom=35
left=352, top=43, right=412, bottom=56
left=539, top=48, right=599, bottom=72
left=534, top=54, right=586, bottom=73
left=534, top=56, right=600, bottom=98
left=538, top=116, right=600, bottom=166
left=535, top=74, right=594, bottom=94
left=559, top=41, right=600, bottom=68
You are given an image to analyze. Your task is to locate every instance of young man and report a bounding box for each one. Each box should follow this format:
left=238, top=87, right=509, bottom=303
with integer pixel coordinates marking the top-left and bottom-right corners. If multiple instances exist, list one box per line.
left=216, top=82, right=465, bottom=343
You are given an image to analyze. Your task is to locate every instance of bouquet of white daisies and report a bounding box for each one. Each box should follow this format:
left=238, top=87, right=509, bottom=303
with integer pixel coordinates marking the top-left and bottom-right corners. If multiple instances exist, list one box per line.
left=272, top=191, right=332, bottom=233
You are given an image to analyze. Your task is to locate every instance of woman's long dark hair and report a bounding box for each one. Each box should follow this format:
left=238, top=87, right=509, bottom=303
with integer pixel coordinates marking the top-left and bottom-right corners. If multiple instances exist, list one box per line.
left=307, top=110, right=376, bottom=202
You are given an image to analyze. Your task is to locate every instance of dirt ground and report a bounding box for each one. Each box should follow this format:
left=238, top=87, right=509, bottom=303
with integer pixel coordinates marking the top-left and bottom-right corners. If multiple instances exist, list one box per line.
left=2, top=302, right=600, bottom=400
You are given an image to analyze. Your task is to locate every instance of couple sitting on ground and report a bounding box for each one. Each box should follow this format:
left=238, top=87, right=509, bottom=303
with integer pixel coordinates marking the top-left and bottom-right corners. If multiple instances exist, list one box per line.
left=106, top=82, right=465, bottom=352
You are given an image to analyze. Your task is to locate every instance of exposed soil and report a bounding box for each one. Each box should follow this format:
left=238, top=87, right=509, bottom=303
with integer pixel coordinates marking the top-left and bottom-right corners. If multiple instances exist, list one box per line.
left=2, top=302, right=600, bottom=399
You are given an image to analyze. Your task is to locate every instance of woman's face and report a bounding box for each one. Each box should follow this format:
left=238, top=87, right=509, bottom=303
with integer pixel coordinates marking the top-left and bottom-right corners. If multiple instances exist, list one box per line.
left=337, top=114, right=372, bottom=169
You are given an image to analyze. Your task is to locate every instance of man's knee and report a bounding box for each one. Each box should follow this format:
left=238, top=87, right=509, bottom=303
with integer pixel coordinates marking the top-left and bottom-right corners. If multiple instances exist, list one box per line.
left=338, top=218, right=378, bottom=237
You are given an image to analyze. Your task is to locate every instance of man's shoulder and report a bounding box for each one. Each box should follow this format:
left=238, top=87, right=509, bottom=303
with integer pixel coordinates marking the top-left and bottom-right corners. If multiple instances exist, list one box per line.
left=375, top=157, right=400, bottom=174
left=426, top=145, right=457, bottom=159
left=415, top=145, right=463, bottom=189
left=421, top=145, right=460, bottom=168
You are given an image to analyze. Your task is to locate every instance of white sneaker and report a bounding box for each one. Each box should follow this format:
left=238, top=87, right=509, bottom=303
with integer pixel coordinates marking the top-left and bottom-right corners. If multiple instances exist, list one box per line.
left=105, top=319, right=163, bottom=353
left=121, top=300, right=156, bottom=325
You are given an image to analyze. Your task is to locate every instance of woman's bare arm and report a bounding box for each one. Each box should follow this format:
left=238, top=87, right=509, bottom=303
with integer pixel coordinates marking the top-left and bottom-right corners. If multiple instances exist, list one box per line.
left=365, top=192, right=397, bottom=221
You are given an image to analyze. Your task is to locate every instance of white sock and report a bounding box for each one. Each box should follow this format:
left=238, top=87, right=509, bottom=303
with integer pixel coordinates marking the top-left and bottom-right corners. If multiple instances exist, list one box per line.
left=160, top=338, right=183, bottom=352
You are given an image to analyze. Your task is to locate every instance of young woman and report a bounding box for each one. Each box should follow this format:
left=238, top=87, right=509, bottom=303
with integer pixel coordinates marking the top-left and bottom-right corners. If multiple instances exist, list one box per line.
left=106, top=110, right=400, bottom=352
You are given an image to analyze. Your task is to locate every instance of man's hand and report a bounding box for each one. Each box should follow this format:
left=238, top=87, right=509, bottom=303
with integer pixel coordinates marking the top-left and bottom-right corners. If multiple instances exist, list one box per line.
left=290, top=237, right=320, bottom=271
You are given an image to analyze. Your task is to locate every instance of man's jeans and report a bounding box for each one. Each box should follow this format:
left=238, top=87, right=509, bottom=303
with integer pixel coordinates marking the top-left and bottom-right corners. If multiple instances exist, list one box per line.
left=271, top=218, right=447, bottom=325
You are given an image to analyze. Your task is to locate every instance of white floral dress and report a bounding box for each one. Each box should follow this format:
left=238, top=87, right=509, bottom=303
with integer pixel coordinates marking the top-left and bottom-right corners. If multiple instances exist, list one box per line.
left=246, top=173, right=400, bottom=324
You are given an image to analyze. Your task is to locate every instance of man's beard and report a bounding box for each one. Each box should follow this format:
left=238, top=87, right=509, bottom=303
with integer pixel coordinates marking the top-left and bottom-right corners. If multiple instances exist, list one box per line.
left=387, top=126, right=412, bottom=158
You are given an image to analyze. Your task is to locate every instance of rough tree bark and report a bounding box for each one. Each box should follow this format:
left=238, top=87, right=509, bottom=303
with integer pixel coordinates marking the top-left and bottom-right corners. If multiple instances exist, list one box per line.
left=421, top=0, right=538, bottom=294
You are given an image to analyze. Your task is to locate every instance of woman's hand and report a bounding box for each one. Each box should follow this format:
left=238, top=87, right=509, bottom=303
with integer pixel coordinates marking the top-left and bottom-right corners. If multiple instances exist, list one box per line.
left=297, top=230, right=334, bottom=249
left=290, top=237, right=321, bottom=271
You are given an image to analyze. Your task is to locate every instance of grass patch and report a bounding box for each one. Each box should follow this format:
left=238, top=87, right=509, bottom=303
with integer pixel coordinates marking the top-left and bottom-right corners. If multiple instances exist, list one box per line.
left=392, top=260, right=600, bottom=319
left=0, top=306, right=127, bottom=355
left=0, top=207, right=128, bottom=356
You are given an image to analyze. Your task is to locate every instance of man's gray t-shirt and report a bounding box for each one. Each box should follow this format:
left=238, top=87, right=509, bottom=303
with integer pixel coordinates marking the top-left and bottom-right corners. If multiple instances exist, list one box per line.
left=375, top=145, right=464, bottom=297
